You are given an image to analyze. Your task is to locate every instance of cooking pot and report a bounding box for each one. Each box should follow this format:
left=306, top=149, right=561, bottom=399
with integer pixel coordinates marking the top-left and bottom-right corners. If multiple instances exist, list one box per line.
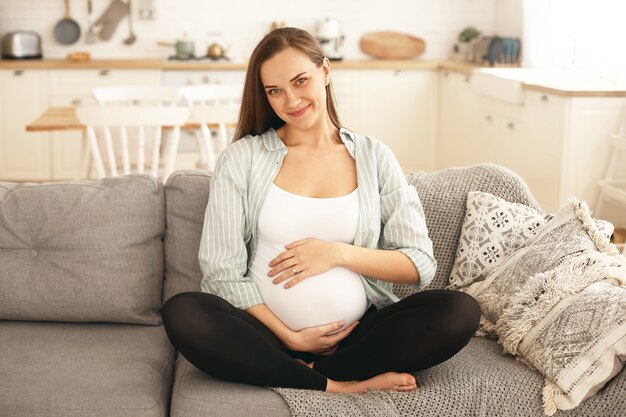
left=158, top=37, right=195, bottom=58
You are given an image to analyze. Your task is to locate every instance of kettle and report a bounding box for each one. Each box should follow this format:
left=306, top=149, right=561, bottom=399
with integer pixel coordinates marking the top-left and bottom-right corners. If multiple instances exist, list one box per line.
left=206, top=42, right=229, bottom=60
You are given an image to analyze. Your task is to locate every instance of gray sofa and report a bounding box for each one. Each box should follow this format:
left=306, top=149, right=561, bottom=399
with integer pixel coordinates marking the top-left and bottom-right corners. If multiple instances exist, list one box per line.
left=1, top=164, right=624, bottom=417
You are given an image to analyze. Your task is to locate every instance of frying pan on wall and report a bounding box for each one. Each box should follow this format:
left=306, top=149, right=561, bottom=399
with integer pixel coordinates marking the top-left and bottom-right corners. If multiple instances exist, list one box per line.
left=54, top=0, right=81, bottom=45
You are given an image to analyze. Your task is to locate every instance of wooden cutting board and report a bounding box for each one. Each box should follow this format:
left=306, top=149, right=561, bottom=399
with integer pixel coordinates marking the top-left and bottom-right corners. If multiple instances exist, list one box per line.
left=360, top=31, right=426, bottom=60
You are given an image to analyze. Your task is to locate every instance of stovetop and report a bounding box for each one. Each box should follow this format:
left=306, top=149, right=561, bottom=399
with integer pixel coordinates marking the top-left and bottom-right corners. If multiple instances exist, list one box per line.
left=167, top=55, right=230, bottom=62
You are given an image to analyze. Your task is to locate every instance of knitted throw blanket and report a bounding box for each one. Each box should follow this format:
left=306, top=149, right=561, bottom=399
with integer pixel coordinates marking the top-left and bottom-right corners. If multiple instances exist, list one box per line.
left=269, top=387, right=404, bottom=417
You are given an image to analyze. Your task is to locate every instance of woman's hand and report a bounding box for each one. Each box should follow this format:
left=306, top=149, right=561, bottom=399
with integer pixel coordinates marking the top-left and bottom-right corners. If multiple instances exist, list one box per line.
left=285, top=320, right=359, bottom=354
left=268, top=238, right=344, bottom=288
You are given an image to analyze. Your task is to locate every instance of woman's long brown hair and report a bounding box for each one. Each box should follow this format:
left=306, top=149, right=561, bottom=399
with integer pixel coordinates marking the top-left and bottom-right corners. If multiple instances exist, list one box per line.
left=233, top=27, right=341, bottom=141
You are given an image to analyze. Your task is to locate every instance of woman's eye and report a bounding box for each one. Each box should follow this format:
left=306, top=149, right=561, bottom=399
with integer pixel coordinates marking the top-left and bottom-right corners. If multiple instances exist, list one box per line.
left=296, top=78, right=307, bottom=86
left=267, top=88, right=280, bottom=96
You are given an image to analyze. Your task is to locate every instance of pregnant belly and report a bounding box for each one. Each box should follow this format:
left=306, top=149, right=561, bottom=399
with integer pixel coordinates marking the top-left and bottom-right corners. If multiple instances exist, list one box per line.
left=251, top=264, right=368, bottom=332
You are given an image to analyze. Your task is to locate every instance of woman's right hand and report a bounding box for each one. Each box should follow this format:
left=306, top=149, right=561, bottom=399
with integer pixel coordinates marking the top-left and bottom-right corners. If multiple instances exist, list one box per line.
left=285, top=320, right=359, bottom=355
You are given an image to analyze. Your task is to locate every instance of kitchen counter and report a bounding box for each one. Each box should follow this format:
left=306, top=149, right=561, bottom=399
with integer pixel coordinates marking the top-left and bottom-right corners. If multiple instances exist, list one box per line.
left=0, top=58, right=443, bottom=70
left=1, top=58, right=624, bottom=97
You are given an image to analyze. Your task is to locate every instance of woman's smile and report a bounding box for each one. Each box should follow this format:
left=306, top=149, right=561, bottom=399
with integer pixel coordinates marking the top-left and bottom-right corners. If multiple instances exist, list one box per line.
left=288, top=104, right=311, bottom=117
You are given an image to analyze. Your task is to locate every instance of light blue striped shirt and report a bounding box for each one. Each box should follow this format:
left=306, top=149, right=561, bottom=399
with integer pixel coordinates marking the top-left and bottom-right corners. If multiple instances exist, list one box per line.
left=198, top=127, right=436, bottom=310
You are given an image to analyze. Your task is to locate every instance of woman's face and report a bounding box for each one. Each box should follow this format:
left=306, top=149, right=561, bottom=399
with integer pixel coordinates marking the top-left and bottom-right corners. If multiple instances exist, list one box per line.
left=260, top=47, right=330, bottom=132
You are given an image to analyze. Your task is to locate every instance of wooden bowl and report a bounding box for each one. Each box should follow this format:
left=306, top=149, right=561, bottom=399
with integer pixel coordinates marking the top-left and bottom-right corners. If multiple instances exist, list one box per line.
left=360, top=31, right=426, bottom=60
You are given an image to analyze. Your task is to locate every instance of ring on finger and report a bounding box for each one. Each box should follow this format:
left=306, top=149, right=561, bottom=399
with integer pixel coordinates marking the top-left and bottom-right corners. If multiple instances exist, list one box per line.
left=291, top=267, right=298, bottom=275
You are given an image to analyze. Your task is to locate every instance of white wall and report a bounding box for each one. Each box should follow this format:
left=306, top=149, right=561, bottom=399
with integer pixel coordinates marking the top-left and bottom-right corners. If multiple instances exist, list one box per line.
left=0, top=0, right=497, bottom=62
left=494, top=0, right=523, bottom=38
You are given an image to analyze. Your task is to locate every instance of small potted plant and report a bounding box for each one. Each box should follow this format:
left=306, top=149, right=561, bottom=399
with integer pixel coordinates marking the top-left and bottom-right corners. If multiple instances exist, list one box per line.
left=454, top=26, right=481, bottom=60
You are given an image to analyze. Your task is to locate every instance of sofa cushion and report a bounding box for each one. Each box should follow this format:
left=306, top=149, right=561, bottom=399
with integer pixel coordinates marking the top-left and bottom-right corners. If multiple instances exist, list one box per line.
left=0, top=321, right=175, bottom=417
left=395, top=164, right=541, bottom=298
left=0, top=175, right=164, bottom=325
left=169, top=356, right=290, bottom=417
left=448, top=191, right=547, bottom=290
left=449, top=191, right=614, bottom=291
left=163, top=170, right=212, bottom=303
left=459, top=199, right=626, bottom=415
left=465, top=200, right=619, bottom=334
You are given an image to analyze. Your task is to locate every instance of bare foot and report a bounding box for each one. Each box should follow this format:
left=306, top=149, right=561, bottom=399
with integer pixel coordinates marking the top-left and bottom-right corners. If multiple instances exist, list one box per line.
left=326, top=372, right=417, bottom=393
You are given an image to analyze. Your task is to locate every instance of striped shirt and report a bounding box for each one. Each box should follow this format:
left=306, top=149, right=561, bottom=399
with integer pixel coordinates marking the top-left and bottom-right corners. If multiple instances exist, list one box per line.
left=198, top=127, right=437, bottom=310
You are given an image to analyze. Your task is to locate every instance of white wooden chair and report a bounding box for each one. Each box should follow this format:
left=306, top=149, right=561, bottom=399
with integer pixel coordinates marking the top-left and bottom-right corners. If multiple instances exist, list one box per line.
left=83, top=85, right=185, bottom=179
left=92, top=85, right=182, bottom=107
left=75, top=106, right=190, bottom=181
left=181, top=84, right=242, bottom=171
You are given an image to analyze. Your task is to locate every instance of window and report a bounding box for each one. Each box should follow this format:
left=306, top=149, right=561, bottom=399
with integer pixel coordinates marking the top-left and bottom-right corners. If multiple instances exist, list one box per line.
left=523, top=0, right=626, bottom=82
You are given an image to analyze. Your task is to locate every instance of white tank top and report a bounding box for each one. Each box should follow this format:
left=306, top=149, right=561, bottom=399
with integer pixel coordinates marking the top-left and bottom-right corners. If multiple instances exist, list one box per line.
left=248, top=183, right=368, bottom=331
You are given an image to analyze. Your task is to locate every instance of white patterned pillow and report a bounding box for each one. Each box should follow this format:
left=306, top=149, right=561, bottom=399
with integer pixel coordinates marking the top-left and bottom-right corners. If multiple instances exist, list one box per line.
left=447, top=191, right=614, bottom=290
left=500, top=278, right=626, bottom=416
left=465, top=199, right=626, bottom=415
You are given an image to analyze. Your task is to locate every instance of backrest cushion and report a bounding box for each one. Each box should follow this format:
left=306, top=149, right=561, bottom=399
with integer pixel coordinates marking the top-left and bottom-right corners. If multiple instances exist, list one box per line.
left=163, top=164, right=541, bottom=303
left=163, top=170, right=211, bottom=302
left=0, top=175, right=164, bottom=324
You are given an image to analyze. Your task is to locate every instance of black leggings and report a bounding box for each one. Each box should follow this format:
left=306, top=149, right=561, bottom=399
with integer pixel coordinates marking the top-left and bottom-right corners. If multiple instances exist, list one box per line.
left=161, top=289, right=480, bottom=391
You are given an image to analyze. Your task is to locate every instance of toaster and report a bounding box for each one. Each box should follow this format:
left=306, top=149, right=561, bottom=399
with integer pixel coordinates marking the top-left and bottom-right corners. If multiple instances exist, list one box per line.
left=1, top=31, right=42, bottom=59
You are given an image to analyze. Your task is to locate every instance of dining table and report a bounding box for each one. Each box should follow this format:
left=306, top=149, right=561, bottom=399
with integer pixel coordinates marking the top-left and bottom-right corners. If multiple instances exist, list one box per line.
left=26, top=106, right=227, bottom=132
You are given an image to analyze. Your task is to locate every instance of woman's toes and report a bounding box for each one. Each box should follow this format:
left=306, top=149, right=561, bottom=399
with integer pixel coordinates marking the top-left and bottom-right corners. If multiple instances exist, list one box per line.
left=403, top=374, right=416, bottom=385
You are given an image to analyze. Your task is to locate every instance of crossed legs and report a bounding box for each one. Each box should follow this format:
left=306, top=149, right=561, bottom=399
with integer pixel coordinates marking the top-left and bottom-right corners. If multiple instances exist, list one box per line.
left=161, top=289, right=480, bottom=391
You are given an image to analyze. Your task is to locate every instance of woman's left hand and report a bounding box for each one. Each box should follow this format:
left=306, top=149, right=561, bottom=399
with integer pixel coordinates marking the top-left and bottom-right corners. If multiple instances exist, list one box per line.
left=268, top=238, right=343, bottom=288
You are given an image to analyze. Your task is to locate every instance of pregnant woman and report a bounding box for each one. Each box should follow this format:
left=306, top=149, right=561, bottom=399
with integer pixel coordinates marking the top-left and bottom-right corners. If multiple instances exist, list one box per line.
left=161, top=27, right=481, bottom=393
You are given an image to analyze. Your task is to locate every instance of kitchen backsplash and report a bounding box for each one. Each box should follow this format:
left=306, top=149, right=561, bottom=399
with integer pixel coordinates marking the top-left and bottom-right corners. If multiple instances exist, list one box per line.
left=0, top=0, right=499, bottom=61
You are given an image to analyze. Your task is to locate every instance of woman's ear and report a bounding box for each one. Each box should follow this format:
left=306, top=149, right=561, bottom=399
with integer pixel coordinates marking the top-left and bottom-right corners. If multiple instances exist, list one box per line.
left=322, top=57, right=331, bottom=85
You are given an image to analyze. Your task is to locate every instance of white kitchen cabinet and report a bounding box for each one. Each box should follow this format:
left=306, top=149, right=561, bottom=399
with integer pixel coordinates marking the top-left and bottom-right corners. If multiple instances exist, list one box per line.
left=0, top=69, right=51, bottom=181
left=49, top=69, right=162, bottom=180
left=333, top=69, right=438, bottom=173
left=522, top=91, right=567, bottom=211
left=438, top=71, right=479, bottom=168
left=438, top=73, right=626, bottom=214
left=559, top=96, right=625, bottom=211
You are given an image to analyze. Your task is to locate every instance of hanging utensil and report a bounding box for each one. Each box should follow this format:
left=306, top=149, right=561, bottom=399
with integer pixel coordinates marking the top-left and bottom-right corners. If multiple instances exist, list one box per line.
left=85, top=0, right=97, bottom=44
left=123, top=0, right=137, bottom=45
left=95, top=0, right=129, bottom=41
left=54, top=0, right=81, bottom=45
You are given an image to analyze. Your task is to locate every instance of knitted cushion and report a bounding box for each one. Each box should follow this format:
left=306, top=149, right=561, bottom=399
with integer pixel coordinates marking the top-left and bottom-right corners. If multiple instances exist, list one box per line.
left=394, top=164, right=541, bottom=298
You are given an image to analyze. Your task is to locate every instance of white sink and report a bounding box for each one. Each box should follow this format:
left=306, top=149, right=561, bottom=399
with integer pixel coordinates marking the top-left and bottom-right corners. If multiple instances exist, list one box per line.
left=471, top=68, right=527, bottom=104
left=470, top=68, right=619, bottom=104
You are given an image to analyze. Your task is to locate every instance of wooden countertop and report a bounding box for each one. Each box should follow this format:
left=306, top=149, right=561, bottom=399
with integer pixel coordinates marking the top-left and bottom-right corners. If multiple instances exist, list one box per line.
left=0, top=58, right=445, bottom=71
left=2, top=58, right=625, bottom=97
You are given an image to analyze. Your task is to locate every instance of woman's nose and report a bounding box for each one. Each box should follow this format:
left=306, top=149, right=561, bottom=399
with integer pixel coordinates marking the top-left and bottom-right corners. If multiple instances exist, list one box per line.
left=284, top=88, right=301, bottom=107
